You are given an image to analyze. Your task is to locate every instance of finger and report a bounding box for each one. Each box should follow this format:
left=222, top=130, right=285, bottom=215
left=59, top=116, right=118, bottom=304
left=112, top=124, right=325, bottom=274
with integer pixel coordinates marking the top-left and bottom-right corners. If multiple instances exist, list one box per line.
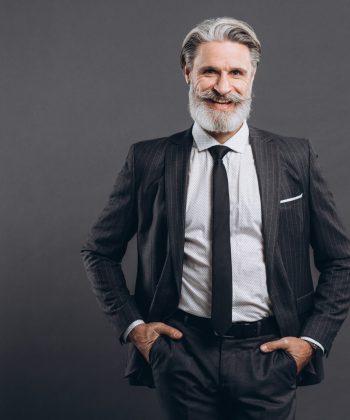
left=260, top=338, right=289, bottom=352
left=154, top=322, right=183, bottom=339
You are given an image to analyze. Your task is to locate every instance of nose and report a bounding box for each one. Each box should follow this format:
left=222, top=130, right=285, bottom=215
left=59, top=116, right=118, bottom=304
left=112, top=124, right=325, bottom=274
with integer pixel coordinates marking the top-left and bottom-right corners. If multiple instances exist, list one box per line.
left=214, top=73, right=232, bottom=96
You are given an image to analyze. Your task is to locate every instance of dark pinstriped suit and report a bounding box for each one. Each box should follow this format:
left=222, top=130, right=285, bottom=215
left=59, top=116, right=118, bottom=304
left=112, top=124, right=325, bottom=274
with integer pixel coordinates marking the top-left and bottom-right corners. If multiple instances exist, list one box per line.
left=81, top=125, right=350, bottom=389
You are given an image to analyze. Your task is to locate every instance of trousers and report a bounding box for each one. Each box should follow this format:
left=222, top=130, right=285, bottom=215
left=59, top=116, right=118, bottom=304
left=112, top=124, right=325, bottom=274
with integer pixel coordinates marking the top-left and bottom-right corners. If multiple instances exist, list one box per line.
left=149, top=310, right=297, bottom=420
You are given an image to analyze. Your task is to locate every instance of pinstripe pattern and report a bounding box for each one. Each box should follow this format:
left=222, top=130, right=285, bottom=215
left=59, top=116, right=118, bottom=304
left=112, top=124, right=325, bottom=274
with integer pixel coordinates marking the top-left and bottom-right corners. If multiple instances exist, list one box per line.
left=250, top=130, right=301, bottom=339
left=81, top=125, right=350, bottom=388
left=164, top=131, right=194, bottom=299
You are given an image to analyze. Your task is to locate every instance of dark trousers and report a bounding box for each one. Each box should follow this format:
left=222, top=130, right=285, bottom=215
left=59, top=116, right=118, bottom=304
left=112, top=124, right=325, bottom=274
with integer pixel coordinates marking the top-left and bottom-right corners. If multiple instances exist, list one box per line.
left=149, top=311, right=297, bottom=420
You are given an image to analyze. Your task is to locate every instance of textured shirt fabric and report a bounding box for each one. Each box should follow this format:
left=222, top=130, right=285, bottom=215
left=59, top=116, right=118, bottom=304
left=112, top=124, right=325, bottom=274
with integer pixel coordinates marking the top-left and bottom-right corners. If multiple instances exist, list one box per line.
left=177, top=120, right=272, bottom=321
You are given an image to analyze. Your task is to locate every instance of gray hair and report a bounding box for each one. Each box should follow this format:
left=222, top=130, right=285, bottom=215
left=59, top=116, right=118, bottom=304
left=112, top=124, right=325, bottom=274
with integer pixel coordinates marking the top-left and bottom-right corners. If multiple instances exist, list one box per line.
left=180, top=17, right=261, bottom=70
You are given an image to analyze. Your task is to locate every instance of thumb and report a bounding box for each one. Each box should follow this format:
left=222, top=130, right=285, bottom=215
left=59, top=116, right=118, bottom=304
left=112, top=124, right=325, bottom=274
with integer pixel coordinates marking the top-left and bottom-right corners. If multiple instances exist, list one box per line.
left=154, top=322, right=183, bottom=339
left=260, top=338, right=288, bottom=353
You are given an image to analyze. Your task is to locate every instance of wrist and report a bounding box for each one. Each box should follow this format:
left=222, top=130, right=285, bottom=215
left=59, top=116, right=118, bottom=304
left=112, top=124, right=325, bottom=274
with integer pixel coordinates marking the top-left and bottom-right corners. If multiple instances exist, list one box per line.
left=301, top=338, right=318, bottom=355
left=129, top=323, right=145, bottom=342
left=123, top=320, right=145, bottom=343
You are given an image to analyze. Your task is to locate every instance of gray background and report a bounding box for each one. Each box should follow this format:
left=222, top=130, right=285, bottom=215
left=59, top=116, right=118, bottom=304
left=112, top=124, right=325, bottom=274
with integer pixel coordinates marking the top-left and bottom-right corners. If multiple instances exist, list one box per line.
left=1, top=0, right=350, bottom=419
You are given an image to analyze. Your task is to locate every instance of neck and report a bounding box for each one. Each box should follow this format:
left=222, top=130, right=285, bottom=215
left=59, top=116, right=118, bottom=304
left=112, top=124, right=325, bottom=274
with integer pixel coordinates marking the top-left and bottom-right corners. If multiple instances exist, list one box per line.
left=205, top=123, right=243, bottom=144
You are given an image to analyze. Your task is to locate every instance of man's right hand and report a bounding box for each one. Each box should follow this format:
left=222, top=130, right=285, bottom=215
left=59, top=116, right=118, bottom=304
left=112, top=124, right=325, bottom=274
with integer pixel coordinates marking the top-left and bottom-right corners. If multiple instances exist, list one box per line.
left=128, top=322, right=183, bottom=363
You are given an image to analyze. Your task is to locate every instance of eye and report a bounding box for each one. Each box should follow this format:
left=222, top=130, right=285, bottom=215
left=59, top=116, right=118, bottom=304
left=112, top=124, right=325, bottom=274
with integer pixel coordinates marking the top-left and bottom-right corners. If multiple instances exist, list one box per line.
left=231, top=69, right=242, bottom=76
left=202, top=67, right=217, bottom=75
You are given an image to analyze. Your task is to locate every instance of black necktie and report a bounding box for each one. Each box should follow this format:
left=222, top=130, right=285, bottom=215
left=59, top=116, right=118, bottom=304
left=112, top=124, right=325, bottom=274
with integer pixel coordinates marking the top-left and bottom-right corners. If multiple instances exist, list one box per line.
left=208, top=145, right=233, bottom=335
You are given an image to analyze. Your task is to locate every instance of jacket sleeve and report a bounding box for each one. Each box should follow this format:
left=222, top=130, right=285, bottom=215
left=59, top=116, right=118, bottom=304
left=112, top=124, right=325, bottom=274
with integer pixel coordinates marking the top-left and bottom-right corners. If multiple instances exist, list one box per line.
left=300, top=140, right=350, bottom=355
left=80, top=144, right=143, bottom=345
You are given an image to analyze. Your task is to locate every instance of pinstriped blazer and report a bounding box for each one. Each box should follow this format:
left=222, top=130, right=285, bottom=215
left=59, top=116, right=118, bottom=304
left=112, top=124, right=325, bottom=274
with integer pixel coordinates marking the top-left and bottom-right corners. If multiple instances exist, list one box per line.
left=81, top=125, right=350, bottom=388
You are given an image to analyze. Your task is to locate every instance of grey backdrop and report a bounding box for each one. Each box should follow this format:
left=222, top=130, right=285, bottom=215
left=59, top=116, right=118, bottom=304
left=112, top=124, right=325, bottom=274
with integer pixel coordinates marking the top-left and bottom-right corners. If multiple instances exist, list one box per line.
left=1, top=1, right=350, bottom=419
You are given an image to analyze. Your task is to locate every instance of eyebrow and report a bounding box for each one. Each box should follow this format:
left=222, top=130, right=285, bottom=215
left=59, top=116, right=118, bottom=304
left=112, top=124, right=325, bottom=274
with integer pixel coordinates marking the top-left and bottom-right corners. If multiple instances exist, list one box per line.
left=198, top=66, right=248, bottom=75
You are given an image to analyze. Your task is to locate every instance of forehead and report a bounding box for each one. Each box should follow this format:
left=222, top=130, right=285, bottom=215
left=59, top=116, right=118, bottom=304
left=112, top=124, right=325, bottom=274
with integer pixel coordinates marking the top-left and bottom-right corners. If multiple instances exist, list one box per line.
left=193, top=41, right=251, bottom=68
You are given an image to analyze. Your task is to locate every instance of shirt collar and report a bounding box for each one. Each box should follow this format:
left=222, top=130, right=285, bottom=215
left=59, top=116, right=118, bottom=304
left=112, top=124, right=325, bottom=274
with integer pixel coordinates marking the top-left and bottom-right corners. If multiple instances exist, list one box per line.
left=192, top=120, right=249, bottom=154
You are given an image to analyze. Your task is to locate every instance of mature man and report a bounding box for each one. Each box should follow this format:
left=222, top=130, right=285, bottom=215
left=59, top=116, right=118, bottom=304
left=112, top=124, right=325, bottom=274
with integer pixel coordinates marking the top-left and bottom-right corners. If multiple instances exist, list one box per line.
left=81, top=17, right=350, bottom=419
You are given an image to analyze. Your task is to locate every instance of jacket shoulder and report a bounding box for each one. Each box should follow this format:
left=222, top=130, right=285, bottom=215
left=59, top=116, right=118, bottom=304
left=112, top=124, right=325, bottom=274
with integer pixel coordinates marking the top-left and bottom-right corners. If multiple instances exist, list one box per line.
left=129, top=128, right=190, bottom=181
left=134, top=135, right=169, bottom=149
left=250, top=125, right=310, bottom=150
left=131, top=127, right=191, bottom=162
left=250, top=126, right=312, bottom=181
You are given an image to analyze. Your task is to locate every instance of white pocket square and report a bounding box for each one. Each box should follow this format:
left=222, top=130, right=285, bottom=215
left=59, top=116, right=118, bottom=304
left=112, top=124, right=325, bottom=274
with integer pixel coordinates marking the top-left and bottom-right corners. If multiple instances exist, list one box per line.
left=280, top=193, right=303, bottom=204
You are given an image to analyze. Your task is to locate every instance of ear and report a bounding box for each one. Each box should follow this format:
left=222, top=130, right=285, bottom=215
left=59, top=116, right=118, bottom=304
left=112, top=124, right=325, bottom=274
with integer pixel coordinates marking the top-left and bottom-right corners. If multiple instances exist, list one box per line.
left=250, top=66, right=257, bottom=84
left=183, top=65, right=191, bottom=84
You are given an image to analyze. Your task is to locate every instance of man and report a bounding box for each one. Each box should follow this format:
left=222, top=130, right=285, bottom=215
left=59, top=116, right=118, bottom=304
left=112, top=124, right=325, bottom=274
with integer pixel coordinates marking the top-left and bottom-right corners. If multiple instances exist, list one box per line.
left=81, top=17, right=350, bottom=419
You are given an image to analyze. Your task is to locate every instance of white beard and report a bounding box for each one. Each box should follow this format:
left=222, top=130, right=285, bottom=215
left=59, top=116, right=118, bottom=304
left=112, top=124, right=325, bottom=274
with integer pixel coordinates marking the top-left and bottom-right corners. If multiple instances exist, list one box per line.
left=188, top=83, right=252, bottom=133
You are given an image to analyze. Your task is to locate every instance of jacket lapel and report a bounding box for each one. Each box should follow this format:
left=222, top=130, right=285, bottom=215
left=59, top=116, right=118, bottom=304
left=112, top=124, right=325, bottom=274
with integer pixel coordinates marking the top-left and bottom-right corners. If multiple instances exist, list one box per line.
left=249, top=126, right=280, bottom=286
left=164, top=127, right=194, bottom=297
left=249, top=126, right=299, bottom=335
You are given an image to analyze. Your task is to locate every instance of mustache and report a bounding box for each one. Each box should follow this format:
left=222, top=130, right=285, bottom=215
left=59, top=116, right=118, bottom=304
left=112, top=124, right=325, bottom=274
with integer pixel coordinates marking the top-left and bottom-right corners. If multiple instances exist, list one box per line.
left=196, top=89, right=251, bottom=104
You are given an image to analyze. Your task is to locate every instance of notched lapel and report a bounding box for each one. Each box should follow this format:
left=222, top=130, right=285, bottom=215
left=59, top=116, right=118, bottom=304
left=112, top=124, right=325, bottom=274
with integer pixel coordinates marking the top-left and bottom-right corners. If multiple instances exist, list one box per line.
left=249, top=127, right=280, bottom=286
left=249, top=126, right=299, bottom=335
left=165, top=127, right=193, bottom=296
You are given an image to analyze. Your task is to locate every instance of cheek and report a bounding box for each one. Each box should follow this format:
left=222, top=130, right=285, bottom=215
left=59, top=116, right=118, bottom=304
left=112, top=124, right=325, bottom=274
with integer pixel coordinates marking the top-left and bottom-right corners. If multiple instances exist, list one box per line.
left=238, top=80, right=252, bottom=93
left=234, top=79, right=252, bottom=95
left=195, top=78, right=214, bottom=92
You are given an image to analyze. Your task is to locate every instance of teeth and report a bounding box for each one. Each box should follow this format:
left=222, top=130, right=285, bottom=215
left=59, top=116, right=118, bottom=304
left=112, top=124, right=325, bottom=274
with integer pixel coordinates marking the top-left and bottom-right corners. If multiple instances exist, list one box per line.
left=212, top=100, right=231, bottom=104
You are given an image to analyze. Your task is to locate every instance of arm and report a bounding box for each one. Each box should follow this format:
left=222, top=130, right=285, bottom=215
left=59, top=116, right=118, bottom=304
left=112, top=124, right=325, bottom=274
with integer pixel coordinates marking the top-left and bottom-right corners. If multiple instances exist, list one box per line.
left=81, top=144, right=184, bottom=360
left=80, top=144, right=143, bottom=345
left=261, top=140, right=350, bottom=368
left=122, top=320, right=145, bottom=343
left=299, top=336, right=324, bottom=354
left=299, top=140, right=350, bottom=355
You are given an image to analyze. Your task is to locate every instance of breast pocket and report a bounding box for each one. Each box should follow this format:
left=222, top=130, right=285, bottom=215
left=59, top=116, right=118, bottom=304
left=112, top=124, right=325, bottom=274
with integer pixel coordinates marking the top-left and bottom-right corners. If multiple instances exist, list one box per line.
left=280, top=193, right=303, bottom=206
left=279, top=191, right=304, bottom=234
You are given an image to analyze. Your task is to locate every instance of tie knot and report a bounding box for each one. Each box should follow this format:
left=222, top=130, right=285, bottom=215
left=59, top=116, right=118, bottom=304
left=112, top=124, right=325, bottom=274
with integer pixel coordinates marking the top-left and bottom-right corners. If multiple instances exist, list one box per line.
left=208, top=145, right=231, bottom=161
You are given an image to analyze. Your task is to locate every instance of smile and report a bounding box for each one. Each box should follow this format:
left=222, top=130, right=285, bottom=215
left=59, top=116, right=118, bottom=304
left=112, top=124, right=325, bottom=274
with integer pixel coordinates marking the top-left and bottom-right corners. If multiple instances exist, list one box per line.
left=208, top=99, right=233, bottom=104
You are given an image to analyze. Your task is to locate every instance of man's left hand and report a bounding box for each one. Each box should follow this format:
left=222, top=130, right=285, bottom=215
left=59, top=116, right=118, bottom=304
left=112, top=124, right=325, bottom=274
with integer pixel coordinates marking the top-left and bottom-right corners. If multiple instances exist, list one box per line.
left=260, top=337, right=314, bottom=374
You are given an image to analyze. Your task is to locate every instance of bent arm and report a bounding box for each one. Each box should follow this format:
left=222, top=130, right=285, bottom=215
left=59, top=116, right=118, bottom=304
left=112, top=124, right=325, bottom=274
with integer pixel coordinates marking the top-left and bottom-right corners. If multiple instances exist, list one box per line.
left=300, top=141, right=350, bottom=355
left=80, top=144, right=143, bottom=344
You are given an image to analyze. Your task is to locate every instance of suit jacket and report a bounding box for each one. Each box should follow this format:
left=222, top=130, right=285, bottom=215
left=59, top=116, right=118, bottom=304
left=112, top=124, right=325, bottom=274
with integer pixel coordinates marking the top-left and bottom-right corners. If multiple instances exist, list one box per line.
left=81, top=125, right=350, bottom=388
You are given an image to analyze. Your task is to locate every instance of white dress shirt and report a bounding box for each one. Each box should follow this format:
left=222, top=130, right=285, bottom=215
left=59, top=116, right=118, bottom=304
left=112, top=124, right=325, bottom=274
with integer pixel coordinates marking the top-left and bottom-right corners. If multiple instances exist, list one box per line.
left=123, top=121, right=324, bottom=353
left=178, top=120, right=272, bottom=321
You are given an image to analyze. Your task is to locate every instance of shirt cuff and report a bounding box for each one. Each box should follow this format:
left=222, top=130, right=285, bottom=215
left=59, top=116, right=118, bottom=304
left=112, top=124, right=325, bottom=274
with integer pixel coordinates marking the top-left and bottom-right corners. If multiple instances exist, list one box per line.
left=300, top=336, right=325, bottom=354
left=122, top=319, right=145, bottom=343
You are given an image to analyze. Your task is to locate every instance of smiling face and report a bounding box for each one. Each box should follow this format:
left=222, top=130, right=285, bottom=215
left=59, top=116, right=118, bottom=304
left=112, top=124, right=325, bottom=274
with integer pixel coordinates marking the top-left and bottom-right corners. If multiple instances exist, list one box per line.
left=184, top=41, right=256, bottom=135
